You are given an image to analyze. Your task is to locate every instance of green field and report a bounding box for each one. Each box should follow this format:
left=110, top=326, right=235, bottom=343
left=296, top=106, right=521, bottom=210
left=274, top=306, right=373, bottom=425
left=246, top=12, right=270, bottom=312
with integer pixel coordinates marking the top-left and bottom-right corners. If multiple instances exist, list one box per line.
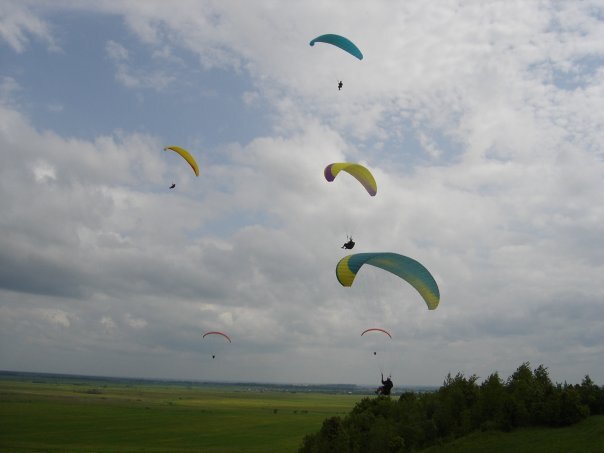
left=3, top=377, right=604, bottom=453
left=422, top=415, right=604, bottom=453
left=0, top=378, right=364, bottom=452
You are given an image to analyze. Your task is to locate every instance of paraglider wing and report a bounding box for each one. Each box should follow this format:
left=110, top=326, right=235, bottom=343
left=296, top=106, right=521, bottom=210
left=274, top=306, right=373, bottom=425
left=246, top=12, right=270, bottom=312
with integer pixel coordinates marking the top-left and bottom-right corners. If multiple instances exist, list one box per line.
left=361, top=328, right=392, bottom=339
left=336, top=252, right=440, bottom=310
left=310, top=34, right=363, bottom=60
left=202, top=331, right=232, bottom=343
left=164, top=146, right=200, bottom=176
left=324, top=163, right=377, bottom=196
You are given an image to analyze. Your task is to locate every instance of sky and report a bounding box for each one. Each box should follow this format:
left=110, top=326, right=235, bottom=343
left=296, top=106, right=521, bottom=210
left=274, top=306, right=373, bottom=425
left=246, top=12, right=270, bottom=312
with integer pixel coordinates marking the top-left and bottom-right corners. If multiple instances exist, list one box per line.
left=0, top=0, right=603, bottom=387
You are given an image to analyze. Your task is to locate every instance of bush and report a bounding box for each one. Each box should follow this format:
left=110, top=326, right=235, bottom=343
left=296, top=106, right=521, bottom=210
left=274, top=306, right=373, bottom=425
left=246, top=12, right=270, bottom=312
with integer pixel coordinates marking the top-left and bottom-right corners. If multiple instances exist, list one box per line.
left=298, top=362, right=597, bottom=452
left=299, top=417, right=350, bottom=453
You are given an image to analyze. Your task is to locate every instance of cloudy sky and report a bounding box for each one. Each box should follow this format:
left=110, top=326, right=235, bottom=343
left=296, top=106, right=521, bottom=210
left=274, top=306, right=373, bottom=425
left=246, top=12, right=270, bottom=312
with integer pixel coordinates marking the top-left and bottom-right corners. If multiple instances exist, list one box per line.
left=1, top=0, right=603, bottom=386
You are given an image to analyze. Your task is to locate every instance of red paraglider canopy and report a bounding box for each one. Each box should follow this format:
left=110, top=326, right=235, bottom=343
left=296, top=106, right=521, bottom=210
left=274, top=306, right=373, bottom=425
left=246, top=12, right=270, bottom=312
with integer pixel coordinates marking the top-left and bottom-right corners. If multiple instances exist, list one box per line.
left=360, top=328, right=392, bottom=339
left=203, top=331, right=232, bottom=343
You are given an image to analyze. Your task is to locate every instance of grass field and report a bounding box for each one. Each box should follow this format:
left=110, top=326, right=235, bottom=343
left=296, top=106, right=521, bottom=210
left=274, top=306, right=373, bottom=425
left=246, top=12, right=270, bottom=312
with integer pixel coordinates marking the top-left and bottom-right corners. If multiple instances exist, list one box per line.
left=422, top=415, right=604, bottom=453
left=0, top=378, right=364, bottom=452
left=3, top=377, right=604, bottom=452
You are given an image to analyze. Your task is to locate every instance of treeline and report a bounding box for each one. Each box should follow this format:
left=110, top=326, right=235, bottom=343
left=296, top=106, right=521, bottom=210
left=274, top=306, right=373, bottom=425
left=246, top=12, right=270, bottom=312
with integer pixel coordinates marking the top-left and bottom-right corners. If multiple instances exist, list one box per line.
left=299, top=363, right=604, bottom=453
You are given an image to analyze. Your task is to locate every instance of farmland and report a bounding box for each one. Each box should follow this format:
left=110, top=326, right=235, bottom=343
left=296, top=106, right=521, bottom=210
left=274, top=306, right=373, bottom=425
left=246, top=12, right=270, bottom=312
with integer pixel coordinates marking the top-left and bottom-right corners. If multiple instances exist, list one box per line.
left=0, top=373, right=366, bottom=452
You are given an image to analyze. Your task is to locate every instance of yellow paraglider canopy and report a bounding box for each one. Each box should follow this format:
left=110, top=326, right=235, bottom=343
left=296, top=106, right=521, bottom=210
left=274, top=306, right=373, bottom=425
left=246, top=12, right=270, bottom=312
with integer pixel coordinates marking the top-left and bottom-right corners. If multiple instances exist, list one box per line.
left=164, top=146, right=199, bottom=176
left=324, top=163, right=377, bottom=196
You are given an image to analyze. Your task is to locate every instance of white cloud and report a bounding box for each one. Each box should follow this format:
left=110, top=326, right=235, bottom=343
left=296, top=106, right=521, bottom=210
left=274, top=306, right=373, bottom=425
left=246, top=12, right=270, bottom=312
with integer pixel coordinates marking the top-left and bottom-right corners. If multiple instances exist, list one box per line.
left=104, top=39, right=177, bottom=91
left=0, top=1, right=603, bottom=385
left=0, top=0, right=59, bottom=53
left=105, top=39, right=129, bottom=61
left=100, top=316, right=117, bottom=333
left=39, top=308, right=72, bottom=327
left=125, top=313, right=147, bottom=329
left=46, top=103, right=64, bottom=113
left=32, top=160, right=57, bottom=183
left=242, top=90, right=260, bottom=106
left=0, top=76, right=21, bottom=102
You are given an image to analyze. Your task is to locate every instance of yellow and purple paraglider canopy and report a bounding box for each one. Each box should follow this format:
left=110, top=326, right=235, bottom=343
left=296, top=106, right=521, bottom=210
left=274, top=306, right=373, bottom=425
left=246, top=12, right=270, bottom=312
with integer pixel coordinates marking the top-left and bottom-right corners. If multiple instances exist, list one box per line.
left=324, top=163, right=377, bottom=196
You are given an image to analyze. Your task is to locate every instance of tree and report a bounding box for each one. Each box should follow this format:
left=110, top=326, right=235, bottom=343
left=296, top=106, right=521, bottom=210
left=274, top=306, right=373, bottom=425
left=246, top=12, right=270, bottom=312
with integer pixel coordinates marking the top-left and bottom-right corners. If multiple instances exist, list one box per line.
left=577, top=375, right=604, bottom=414
left=299, top=416, right=350, bottom=453
left=298, top=363, right=597, bottom=452
left=478, top=372, right=507, bottom=430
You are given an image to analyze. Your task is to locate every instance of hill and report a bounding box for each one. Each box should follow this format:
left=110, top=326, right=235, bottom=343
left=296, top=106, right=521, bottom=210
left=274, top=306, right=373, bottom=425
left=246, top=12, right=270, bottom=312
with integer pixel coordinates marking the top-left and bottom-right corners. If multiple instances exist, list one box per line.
left=422, top=415, right=604, bottom=453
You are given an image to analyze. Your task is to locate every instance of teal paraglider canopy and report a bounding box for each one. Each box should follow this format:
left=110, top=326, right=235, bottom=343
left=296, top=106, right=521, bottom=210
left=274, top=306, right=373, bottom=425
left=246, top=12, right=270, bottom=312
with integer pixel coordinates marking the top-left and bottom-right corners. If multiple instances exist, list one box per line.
left=336, top=253, right=440, bottom=310
left=309, top=34, right=363, bottom=60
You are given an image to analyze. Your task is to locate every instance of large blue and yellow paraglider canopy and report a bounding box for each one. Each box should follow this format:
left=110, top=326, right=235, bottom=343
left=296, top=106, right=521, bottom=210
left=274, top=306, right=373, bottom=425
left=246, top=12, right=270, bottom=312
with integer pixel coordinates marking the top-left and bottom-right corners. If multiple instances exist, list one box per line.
left=336, top=252, right=440, bottom=310
left=309, top=34, right=363, bottom=60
